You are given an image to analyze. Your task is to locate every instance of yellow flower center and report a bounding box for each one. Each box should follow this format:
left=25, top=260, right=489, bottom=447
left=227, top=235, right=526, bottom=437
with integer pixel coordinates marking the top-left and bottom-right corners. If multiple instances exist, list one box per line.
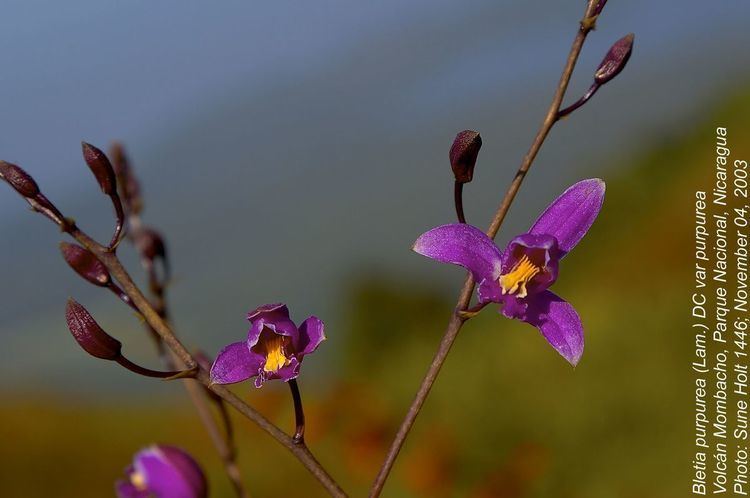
left=130, top=471, right=147, bottom=491
left=498, top=254, right=541, bottom=299
left=263, top=334, right=290, bottom=373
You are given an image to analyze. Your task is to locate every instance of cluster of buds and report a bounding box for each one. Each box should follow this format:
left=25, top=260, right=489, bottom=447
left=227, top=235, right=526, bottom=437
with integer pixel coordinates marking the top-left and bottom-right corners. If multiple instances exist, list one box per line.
left=0, top=144, right=194, bottom=379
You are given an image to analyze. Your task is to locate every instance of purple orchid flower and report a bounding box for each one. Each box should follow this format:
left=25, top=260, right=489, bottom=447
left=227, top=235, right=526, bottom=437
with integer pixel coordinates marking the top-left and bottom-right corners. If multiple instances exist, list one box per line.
left=115, top=445, right=207, bottom=498
left=413, top=178, right=605, bottom=366
left=210, top=303, right=325, bottom=388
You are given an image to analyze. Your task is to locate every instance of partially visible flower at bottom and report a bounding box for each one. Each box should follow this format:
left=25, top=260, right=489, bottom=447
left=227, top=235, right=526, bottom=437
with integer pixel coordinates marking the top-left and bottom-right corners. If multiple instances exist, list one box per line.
left=210, top=303, right=325, bottom=388
left=413, top=178, right=605, bottom=366
left=115, top=445, right=207, bottom=498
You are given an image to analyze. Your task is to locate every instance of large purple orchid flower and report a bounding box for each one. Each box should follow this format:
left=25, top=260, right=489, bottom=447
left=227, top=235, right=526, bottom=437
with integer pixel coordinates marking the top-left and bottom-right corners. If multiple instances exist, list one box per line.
left=210, top=303, right=325, bottom=388
left=115, top=445, right=207, bottom=498
left=413, top=178, right=605, bottom=366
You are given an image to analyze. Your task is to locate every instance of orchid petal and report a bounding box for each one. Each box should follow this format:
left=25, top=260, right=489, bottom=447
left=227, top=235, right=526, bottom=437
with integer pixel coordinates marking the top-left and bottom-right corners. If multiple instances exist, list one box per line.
left=247, top=302, right=290, bottom=321
left=254, top=357, right=301, bottom=387
left=529, top=178, right=605, bottom=256
left=413, top=223, right=503, bottom=281
left=523, top=290, right=584, bottom=366
left=297, top=316, right=326, bottom=356
left=210, top=341, right=263, bottom=384
left=477, top=278, right=503, bottom=304
left=247, top=315, right=298, bottom=347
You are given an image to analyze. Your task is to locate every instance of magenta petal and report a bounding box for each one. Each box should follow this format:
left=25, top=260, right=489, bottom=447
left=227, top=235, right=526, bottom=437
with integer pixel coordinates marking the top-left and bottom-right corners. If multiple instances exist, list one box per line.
left=254, top=357, right=301, bottom=387
left=477, top=278, right=502, bottom=304
left=528, top=178, right=605, bottom=256
left=413, top=223, right=503, bottom=281
left=247, top=318, right=299, bottom=349
left=297, top=316, right=325, bottom=356
left=210, top=341, right=263, bottom=384
left=524, top=291, right=584, bottom=366
left=247, top=302, right=290, bottom=320
left=115, top=480, right=148, bottom=498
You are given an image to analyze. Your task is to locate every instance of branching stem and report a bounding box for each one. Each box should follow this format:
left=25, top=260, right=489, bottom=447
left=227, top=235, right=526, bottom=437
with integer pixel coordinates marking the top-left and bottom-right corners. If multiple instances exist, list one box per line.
left=368, top=2, right=601, bottom=496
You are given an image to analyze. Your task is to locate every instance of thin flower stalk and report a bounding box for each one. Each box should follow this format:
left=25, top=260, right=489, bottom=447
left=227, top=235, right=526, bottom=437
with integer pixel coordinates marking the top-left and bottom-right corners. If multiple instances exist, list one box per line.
left=369, top=1, right=604, bottom=496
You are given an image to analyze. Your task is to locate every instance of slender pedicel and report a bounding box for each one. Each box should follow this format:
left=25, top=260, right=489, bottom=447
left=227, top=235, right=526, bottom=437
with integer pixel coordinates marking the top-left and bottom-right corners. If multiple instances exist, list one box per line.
left=289, top=378, right=306, bottom=444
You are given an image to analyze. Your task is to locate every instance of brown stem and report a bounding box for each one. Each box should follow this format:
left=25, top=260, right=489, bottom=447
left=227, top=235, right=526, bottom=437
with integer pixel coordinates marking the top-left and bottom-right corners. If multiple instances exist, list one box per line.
left=368, top=2, right=600, bottom=496
left=217, top=398, right=237, bottom=460
left=68, top=228, right=346, bottom=498
left=289, top=379, right=306, bottom=444
left=124, top=205, right=248, bottom=496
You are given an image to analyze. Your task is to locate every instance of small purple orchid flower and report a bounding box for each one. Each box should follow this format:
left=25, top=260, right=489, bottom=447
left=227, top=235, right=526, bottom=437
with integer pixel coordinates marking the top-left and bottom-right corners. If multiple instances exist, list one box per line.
left=115, top=445, right=207, bottom=498
left=413, top=178, right=605, bottom=366
left=210, top=303, right=325, bottom=388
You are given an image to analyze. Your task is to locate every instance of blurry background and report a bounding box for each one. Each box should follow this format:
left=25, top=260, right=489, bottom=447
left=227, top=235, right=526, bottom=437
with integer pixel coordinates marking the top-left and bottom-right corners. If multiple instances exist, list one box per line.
left=1, top=1, right=749, bottom=496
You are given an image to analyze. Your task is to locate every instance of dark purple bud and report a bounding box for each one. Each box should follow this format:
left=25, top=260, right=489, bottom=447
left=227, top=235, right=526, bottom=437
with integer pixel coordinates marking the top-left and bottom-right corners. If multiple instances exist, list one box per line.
left=449, top=130, right=482, bottom=184
left=65, top=299, right=122, bottom=360
left=110, top=142, right=143, bottom=214
left=60, top=242, right=111, bottom=287
left=593, top=0, right=608, bottom=16
left=595, top=34, right=634, bottom=85
left=135, top=228, right=167, bottom=263
left=0, top=160, right=40, bottom=198
left=82, top=142, right=117, bottom=196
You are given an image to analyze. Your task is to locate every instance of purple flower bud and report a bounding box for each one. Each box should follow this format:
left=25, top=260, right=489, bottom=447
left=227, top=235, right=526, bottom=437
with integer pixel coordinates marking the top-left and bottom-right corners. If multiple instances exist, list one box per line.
left=135, top=228, right=167, bottom=263
left=449, top=130, right=482, bottom=184
left=81, top=142, right=117, bottom=196
left=594, top=34, right=634, bottom=85
left=60, top=242, right=111, bottom=287
left=0, top=160, right=40, bottom=198
left=116, top=445, right=208, bottom=498
left=65, top=299, right=122, bottom=360
left=110, top=142, right=143, bottom=214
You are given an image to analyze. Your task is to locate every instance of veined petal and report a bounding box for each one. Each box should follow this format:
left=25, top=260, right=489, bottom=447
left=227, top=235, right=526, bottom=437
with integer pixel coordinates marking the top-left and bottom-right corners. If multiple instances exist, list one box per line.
left=477, top=278, right=503, bottom=304
left=523, top=291, right=584, bottom=366
left=528, top=178, right=605, bottom=256
left=254, top=357, right=301, bottom=387
left=413, top=223, right=503, bottom=281
left=210, top=341, right=264, bottom=384
left=247, top=315, right=298, bottom=347
left=247, top=302, right=290, bottom=321
left=297, top=316, right=325, bottom=356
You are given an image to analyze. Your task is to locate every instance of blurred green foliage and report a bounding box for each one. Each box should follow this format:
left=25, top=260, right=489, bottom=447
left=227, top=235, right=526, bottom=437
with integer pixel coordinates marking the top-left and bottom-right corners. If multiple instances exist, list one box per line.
left=2, top=90, right=749, bottom=497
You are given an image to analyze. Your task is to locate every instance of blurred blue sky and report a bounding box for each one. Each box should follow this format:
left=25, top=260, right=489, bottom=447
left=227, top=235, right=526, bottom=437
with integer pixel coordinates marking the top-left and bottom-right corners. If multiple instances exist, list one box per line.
left=1, top=1, right=749, bottom=392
